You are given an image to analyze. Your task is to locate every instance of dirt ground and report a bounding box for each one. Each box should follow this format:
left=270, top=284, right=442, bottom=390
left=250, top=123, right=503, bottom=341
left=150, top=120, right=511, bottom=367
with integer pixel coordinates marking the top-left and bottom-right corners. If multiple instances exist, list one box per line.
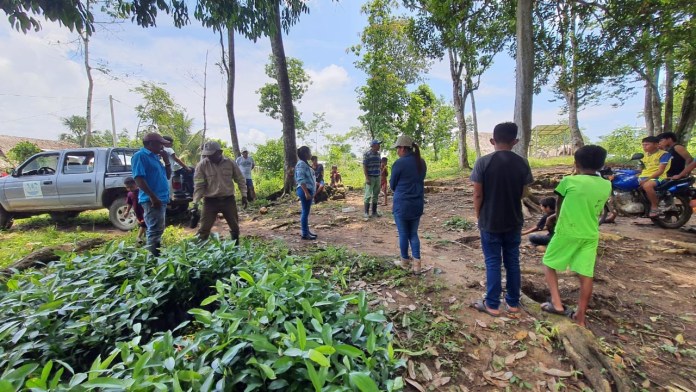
left=200, top=167, right=696, bottom=391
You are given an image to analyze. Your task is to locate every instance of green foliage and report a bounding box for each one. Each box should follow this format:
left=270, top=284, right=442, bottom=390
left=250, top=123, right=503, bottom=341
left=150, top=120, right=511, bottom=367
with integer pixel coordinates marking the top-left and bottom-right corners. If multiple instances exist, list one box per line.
left=352, top=0, right=429, bottom=142
left=7, top=141, right=42, bottom=165
left=133, top=82, right=202, bottom=165
left=257, top=56, right=311, bottom=130
left=598, top=126, right=645, bottom=160
left=254, top=138, right=285, bottom=175
left=60, top=115, right=131, bottom=147
left=0, top=239, right=404, bottom=391
left=443, top=216, right=474, bottom=231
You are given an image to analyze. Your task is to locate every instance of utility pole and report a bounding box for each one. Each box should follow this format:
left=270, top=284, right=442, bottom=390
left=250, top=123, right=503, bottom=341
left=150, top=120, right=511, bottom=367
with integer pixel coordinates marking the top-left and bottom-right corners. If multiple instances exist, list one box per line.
left=109, top=95, right=117, bottom=147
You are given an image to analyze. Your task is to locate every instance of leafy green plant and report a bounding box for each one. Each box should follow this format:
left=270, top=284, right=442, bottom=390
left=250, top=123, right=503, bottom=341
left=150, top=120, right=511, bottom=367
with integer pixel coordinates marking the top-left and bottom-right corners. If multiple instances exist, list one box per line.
left=1, top=239, right=405, bottom=391
left=443, top=216, right=474, bottom=231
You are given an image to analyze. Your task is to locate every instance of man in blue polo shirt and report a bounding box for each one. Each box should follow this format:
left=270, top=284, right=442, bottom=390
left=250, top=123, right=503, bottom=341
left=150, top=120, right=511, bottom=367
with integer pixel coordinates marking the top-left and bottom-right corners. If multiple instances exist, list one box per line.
left=132, top=132, right=170, bottom=256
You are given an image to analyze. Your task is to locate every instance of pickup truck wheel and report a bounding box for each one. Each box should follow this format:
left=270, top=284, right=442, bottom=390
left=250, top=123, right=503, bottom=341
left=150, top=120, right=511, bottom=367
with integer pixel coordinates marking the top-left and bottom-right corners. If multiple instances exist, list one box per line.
left=0, top=206, right=13, bottom=230
left=109, top=198, right=137, bottom=231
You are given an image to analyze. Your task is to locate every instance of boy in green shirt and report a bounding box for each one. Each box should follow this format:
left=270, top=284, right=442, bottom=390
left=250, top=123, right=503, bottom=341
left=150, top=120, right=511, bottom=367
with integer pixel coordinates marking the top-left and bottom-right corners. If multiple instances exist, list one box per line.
left=541, top=145, right=612, bottom=327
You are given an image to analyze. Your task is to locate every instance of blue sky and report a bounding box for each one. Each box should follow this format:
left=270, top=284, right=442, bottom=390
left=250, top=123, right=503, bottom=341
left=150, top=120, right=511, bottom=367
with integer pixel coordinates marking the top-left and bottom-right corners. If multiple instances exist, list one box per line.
left=0, top=0, right=646, bottom=153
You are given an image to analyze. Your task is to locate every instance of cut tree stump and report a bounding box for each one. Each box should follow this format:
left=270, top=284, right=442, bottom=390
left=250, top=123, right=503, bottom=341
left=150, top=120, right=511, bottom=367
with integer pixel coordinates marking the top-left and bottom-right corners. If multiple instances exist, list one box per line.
left=522, top=294, right=631, bottom=392
left=2, top=238, right=106, bottom=275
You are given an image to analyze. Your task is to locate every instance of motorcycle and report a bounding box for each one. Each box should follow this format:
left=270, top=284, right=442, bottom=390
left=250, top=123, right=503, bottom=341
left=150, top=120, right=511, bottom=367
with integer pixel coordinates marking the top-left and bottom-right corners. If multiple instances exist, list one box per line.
left=599, top=153, right=694, bottom=229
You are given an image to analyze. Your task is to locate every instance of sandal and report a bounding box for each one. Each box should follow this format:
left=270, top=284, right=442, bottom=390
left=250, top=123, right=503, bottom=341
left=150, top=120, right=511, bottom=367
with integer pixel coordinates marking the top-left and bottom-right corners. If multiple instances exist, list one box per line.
left=648, top=208, right=659, bottom=218
left=505, top=303, right=521, bottom=316
left=471, top=299, right=500, bottom=317
left=540, top=302, right=568, bottom=315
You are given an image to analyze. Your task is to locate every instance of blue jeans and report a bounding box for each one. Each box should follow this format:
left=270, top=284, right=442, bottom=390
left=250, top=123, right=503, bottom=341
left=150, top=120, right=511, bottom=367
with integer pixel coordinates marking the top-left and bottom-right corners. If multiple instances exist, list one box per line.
left=141, top=201, right=167, bottom=255
left=296, top=187, right=313, bottom=236
left=394, top=215, right=421, bottom=259
left=480, top=229, right=522, bottom=309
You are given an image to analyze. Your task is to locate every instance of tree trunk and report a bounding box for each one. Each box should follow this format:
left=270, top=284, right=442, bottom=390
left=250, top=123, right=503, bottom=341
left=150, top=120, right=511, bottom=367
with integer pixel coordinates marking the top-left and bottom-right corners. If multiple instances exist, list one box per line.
left=663, top=56, right=674, bottom=134
left=269, top=3, right=298, bottom=193
left=650, top=68, right=663, bottom=134
left=566, top=89, right=583, bottom=151
left=644, top=79, right=654, bottom=136
left=675, top=59, right=696, bottom=144
left=225, top=28, right=241, bottom=158
left=513, top=0, right=534, bottom=158
left=470, top=88, right=482, bottom=159
left=201, top=50, right=208, bottom=153
left=449, top=50, right=469, bottom=169
left=82, top=0, right=92, bottom=148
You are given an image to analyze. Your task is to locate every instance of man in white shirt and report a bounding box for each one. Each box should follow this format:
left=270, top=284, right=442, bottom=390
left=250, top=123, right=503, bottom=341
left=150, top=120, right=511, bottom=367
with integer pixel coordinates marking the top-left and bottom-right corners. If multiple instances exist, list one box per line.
left=235, top=147, right=256, bottom=201
left=162, top=136, right=193, bottom=195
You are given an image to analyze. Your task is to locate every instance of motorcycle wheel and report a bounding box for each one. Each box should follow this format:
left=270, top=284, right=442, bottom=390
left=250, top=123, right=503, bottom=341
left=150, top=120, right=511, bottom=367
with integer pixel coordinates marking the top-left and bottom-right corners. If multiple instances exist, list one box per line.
left=651, top=194, right=692, bottom=229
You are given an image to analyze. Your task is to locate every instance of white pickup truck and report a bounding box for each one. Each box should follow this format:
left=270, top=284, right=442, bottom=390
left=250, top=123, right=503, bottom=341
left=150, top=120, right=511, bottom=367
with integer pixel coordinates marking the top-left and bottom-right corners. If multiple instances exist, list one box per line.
left=0, top=147, right=190, bottom=230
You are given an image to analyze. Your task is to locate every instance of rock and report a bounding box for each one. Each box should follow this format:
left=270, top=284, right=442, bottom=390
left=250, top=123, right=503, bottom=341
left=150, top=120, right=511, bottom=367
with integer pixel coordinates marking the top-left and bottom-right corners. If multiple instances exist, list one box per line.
left=259, top=207, right=269, bottom=215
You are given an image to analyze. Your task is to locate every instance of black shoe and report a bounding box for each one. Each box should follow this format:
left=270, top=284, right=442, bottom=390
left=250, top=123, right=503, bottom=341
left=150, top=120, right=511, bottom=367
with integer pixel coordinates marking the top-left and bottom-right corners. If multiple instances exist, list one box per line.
left=308, top=231, right=318, bottom=238
left=301, top=235, right=317, bottom=241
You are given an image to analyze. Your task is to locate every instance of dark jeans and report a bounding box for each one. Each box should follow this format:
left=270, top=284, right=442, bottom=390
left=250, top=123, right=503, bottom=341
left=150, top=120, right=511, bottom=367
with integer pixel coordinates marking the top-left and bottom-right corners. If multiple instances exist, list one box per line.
left=197, top=195, right=239, bottom=241
left=480, top=229, right=522, bottom=310
left=141, top=201, right=167, bottom=256
left=296, top=187, right=313, bottom=236
left=529, top=233, right=552, bottom=246
left=394, top=215, right=421, bottom=259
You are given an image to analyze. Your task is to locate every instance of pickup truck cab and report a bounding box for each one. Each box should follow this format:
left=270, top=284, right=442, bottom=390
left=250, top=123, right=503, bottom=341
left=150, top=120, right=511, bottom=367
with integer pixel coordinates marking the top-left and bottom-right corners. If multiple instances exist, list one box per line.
left=0, top=147, right=190, bottom=230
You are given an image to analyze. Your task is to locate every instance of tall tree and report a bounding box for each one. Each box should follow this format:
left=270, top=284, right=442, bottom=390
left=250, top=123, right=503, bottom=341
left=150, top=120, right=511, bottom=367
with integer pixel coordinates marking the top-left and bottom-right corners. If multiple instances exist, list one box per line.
left=352, top=0, right=429, bottom=143
left=60, top=115, right=88, bottom=147
left=405, top=0, right=510, bottom=167
left=256, top=56, right=311, bottom=132
left=512, top=0, right=534, bottom=158
left=402, top=84, right=436, bottom=145
left=430, top=98, right=457, bottom=161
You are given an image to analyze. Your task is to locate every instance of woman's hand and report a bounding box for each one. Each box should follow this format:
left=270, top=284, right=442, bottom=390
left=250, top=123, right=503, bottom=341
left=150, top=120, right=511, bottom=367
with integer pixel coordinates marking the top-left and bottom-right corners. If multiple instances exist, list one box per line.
left=304, top=191, right=312, bottom=201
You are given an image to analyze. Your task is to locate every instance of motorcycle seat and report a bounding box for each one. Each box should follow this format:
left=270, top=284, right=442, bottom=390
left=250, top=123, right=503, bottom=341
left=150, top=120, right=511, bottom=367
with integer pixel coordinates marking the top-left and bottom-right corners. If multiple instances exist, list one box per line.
left=656, top=177, right=695, bottom=191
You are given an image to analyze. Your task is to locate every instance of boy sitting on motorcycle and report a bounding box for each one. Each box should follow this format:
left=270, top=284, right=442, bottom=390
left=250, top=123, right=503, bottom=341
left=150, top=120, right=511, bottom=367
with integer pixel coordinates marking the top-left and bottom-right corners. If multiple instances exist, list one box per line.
left=639, top=136, right=672, bottom=218
left=541, top=145, right=612, bottom=328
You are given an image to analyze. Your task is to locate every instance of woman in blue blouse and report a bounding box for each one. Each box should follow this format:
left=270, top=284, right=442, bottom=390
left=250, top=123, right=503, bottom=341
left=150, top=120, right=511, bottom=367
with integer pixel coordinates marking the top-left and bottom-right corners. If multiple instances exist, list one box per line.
left=390, top=135, right=428, bottom=274
left=295, top=146, right=317, bottom=240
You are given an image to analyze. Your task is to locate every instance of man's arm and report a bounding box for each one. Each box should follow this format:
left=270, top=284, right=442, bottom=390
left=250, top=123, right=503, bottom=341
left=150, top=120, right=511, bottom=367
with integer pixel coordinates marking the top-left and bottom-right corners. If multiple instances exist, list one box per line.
left=172, top=153, right=190, bottom=170
left=675, top=159, right=696, bottom=179
left=134, top=177, right=161, bottom=208
left=472, top=182, right=483, bottom=220
left=232, top=163, right=248, bottom=196
left=675, top=145, right=693, bottom=166
left=192, top=163, right=206, bottom=204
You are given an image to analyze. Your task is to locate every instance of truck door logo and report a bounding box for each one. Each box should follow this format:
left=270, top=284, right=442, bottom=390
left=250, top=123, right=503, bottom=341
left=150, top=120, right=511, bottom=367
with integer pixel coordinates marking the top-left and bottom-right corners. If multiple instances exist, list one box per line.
left=23, top=181, right=43, bottom=198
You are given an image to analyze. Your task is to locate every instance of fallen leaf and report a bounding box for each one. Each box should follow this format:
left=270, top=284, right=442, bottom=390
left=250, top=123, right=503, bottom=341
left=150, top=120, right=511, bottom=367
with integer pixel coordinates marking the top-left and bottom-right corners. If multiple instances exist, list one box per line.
left=458, top=384, right=470, bottom=392
left=434, top=359, right=441, bottom=371
left=505, top=353, right=517, bottom=366
left=408, top=360, right=416, bottom=380
left=461, top=367, right=473, bottom=381
left=514, top=330, right=528, bottom=341
left=488, top=338, right=497, bottom=350
left=676, top=334, right=686, bottom=345
left=448, top=296, right=457, bottom=304
left=539, top=363, right=573, bottom=377
left=642, top=379, right=650, bottom=388
left=613, top=354, right=624, bottom=366
left=515, top=350, right=528, bottom=360
left=408, top=304, right=417, bottom=311
left=427, top=346, right=439, bottom=356
left=483, top=371, right=510, bottom=388
left=395, top=290, right=408, bottom=298
left=418, top=362, right=433, bottom=381
left=405, top=378, right=426, bottom=392
left=650, top=316, right=659, bottom=322
left=476, top=319, right=487, bottom=328
left=528, top=331, right=537, bottom=341
left=439, top=376, right=451, bottom=386
left=502, top=372, right=513, bottom=380
left=433, top=316, right=446, bottom=324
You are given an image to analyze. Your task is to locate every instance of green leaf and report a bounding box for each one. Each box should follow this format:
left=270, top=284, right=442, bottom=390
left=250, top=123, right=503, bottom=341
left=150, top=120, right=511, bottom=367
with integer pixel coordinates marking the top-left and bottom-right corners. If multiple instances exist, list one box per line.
left=367, top=332, right=376, bottom=355
left=246, top=335, right=277, bottom=353
left=188, top=308, right=213, bottom=324
left=164, top=357, right=175, bottom=371
left=314, top=345, right=336, bottom=356
left=335, top=344, right=364, bottom=358
left=283, top=348, right=304, bottom=357
left=268, top=379, right=289, bottom=390
left=40, top=360, right=53, bottom=382
left=6, top=279, right=19, bottom=291
left=296, top=318, right=307, bottom=351
left=5, top=363, right=38, bottom=382
left=176, top=370, right=202, bottom=382
left=82, top=377, right=134, bottom=388
left=200, top=294, right=219, bottom=306
left=305, top=361, right=323, bottom=392
left=221, top=342, right=248, bottom=365
left=238, top=270, right=255, bottom=284
left=307, top=349, right=330, bottom=367
left=0, top=380, right=15, bottom=392
left=349, top=372, right=379, bottom=392
left=257, top=363, right=277, bottom=380
left=364, top=312, right=387, bottom=323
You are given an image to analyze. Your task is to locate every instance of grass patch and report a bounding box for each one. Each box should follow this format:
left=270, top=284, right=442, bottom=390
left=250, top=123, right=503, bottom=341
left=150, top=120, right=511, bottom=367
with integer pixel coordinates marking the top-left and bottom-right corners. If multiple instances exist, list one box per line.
left=0, top=210, right=121, bottom=268
left=443, top=216, right=475, bottom=231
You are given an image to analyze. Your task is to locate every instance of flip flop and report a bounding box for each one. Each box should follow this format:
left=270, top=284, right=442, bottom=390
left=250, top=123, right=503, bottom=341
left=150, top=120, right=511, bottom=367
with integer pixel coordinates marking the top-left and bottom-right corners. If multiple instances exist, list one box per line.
left=540, top=302, right=568, bottom=315
left=505, top=303, right=522, bottom=316
left=471, top=299, right=501, bottom=317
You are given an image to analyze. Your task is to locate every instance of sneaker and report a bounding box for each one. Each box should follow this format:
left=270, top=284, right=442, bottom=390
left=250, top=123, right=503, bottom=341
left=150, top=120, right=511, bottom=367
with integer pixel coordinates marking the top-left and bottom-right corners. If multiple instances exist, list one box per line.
left=363, top=212, right=370, bottom=219
left=394, top=257, right=412, bottom=270
left=371, top=211, right=382, bottom=218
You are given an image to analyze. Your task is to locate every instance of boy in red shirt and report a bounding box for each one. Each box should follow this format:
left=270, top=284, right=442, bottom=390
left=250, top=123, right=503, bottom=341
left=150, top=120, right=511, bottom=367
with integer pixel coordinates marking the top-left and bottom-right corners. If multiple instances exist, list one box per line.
left=123, top=177, right=146, bottom=245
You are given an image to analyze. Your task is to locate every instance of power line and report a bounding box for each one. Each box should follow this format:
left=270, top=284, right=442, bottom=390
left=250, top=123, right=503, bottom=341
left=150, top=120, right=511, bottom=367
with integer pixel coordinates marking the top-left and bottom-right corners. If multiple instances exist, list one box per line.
left=0, top=93, right=108, bottom=100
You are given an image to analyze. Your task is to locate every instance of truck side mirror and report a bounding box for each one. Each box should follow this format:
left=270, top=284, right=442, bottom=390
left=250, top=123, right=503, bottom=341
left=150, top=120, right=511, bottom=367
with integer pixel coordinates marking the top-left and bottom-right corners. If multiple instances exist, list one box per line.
left=630, top=153, right=644, bottom=161
left=10, top=168, right=17, bottom=177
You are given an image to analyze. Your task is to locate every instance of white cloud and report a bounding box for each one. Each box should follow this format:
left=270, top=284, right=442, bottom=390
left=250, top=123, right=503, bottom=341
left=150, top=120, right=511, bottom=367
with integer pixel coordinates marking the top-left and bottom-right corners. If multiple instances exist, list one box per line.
left=307, top=64, right=350, bottom=91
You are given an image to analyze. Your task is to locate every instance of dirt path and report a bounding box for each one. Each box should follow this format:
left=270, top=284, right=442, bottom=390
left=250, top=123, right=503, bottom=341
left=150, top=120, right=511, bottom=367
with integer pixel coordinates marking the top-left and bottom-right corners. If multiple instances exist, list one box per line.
left=203, top=170, right=696, bottom=391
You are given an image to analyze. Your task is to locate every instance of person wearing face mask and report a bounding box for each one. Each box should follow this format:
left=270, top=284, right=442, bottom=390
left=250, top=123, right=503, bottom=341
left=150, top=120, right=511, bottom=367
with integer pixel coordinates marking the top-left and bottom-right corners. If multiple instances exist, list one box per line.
left=192, top=141, right=248, bottom=243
